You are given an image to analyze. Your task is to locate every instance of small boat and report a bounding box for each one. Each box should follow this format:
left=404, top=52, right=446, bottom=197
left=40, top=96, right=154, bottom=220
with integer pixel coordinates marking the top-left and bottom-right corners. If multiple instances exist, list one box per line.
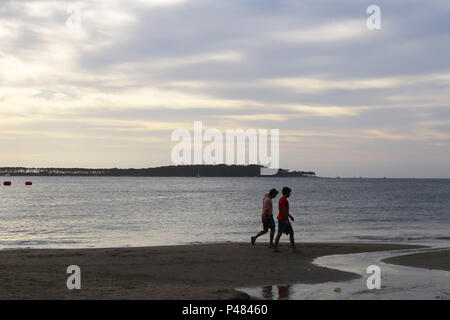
left=3, top=181, right=11, bottom=186
left=25, top=181, right=33, bottom=186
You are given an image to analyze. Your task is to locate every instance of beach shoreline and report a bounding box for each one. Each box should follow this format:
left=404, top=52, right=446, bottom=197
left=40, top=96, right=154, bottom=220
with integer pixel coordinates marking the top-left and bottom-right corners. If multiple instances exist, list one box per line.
left=0, top=242, right=427, bottom=300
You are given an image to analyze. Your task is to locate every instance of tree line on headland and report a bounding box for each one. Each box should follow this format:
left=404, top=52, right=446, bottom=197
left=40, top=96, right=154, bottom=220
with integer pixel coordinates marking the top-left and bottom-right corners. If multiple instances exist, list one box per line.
left=0, top=165, right=316, bottom=177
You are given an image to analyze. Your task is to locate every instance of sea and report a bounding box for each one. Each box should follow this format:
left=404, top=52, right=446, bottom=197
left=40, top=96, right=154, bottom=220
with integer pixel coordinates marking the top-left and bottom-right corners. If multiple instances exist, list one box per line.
left=2, top=176, right=449, bottom=299
left=1, top=176, right=449, bottom=249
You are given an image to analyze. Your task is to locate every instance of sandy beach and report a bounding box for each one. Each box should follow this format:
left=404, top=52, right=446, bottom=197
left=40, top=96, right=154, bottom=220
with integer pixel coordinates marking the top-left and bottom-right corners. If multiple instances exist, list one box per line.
left=382, top=249, right=450, bottom=272
left=0, top=242, right=426, bottom=300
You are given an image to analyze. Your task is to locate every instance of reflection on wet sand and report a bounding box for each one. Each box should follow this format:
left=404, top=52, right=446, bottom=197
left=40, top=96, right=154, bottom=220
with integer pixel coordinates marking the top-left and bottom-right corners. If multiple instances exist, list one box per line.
left=262, top=285, right=290, bottom=300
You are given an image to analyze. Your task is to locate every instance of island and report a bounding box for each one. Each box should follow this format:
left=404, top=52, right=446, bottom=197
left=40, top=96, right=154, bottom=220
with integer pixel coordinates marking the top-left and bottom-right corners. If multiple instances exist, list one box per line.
left=0, top=165, right=316, bottom=177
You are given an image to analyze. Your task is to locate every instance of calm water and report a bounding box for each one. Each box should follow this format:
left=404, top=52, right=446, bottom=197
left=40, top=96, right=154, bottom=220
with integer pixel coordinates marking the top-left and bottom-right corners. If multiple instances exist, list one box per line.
left=0, top=177, right=449, bottom=249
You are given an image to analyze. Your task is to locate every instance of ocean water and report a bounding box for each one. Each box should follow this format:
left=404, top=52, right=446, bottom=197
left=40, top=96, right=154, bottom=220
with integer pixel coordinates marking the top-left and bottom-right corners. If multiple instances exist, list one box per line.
left=0, top=176, right=449, bottom=249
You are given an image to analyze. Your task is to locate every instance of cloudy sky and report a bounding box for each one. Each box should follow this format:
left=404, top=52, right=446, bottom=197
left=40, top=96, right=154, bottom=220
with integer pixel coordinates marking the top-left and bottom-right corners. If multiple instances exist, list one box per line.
left=1, top=0, right=449, bottom=177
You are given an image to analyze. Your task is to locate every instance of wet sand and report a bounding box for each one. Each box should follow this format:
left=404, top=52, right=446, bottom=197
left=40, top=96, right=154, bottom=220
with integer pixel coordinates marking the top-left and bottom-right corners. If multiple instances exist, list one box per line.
left=0, top=242, right=422, bottom=300
left=383, top=249, right=450, bottom=272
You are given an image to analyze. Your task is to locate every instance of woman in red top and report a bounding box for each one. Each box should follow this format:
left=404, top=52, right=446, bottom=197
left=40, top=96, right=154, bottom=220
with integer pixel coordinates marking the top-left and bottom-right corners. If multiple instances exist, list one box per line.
left=274, top=187, right=296, bottom=253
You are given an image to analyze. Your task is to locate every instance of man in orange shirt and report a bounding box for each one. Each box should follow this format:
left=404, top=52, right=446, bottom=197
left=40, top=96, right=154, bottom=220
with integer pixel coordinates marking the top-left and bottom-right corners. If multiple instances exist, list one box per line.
left=274, top=187, right=296, bottom=253
left=251, top=188, right=279, bottom=247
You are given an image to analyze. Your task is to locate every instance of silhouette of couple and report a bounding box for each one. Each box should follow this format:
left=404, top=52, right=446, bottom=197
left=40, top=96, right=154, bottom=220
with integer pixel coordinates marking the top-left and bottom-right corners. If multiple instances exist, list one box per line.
left=251, top=187, right=296, bottom=253
left=262, top=285, right=290, bottom=300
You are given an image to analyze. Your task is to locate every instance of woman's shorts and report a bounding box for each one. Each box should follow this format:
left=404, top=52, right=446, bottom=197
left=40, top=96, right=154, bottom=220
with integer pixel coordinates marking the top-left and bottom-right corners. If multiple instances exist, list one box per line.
left=278, top=220, right=293, bottom=235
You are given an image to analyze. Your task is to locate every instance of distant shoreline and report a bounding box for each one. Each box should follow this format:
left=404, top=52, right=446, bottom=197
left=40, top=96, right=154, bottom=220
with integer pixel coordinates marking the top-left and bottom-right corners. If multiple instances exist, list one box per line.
left=3, top=175, right=449, bottom=179
left=3, top=165, right=450, bottom=179
left=0, top=164, right=316, bottom=178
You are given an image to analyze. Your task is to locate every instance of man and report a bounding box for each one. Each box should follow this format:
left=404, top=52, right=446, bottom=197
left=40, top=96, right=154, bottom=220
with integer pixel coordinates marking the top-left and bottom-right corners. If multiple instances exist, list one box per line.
left=273, top=187, right=296, bottom=253
left=251, top=188, right=279, bottom=247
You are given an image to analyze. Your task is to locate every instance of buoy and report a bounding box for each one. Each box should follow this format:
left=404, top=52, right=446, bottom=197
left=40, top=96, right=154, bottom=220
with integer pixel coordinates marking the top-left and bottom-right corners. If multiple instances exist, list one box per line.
left=25, top=181, right=33, bottom=186
left=3, top=181, right=11, bottom=186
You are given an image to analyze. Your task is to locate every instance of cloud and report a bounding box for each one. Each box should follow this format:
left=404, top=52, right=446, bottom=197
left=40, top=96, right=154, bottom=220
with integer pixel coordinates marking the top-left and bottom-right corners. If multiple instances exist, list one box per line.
left=0, top=0, right=449, bottom=176
left=270, top=20, right=367, bottom=43
left=265, top=72, right=450, bottom=93
left=137, top=0, right=188, bottom=7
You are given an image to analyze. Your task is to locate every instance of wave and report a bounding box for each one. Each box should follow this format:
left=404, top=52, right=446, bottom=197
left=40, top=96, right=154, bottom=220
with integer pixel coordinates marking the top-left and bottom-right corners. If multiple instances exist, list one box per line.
left=0, top=239, right=83, bottom=248
left=353, top=235, right=450, bottom=242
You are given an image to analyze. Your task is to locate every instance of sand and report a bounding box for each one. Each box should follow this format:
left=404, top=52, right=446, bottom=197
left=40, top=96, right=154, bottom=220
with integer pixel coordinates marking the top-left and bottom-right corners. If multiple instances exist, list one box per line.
left=0, top=242, right=423, bottom=300
left=382, top=249, right=450, bottom=272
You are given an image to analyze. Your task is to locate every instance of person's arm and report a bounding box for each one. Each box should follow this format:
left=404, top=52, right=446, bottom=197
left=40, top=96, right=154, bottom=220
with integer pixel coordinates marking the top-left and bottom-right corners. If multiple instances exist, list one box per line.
left=262, top=198, right=270, bottom=216
left=284, top=201, right=293, bottom=221
left=286, top=200, right=294, bottom=221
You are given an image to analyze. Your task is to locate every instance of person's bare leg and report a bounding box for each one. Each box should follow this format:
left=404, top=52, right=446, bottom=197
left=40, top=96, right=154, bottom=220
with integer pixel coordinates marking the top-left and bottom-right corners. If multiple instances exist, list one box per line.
left=289, top=232, right=296, bottom=253
left=273, top=233, right=282, bottom=252
left=269, top=228, right=275, bottom=247
left=252, top=230, right=267, bottom=245
left=255, top=230, right=268, bottom=239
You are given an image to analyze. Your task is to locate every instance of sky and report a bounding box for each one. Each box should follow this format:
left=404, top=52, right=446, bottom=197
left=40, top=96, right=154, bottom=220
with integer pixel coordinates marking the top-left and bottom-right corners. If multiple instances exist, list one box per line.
left=0, top=0, right=449, bottom=178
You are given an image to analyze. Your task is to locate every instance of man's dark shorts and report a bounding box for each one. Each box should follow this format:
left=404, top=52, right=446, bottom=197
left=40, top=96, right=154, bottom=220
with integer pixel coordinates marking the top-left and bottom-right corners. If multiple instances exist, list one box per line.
left=278, top=220, right=293, bottom=235
left=262, top=215, right=275, bottom=231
